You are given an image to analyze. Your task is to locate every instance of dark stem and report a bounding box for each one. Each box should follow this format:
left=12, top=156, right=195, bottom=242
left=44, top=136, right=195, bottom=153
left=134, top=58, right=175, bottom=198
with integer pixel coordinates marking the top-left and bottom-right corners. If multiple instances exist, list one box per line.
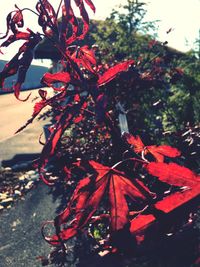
left=56, top=0, right=63, bottom=19
left=21, top=8, right=40, bottom=16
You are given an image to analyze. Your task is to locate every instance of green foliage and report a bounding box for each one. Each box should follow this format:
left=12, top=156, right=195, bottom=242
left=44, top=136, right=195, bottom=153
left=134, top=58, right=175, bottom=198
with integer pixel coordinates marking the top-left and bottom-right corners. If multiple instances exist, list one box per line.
left=92, top=0, right=158, bottom=61
left=163, top=52, right=200, bottom=131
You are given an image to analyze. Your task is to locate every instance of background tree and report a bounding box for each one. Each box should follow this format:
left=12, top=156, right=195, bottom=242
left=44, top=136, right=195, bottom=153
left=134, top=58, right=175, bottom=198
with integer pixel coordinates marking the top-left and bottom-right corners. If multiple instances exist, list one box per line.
left=92, top=0, right=158, bottom=61
left=92, top=0, right=200, bottom=155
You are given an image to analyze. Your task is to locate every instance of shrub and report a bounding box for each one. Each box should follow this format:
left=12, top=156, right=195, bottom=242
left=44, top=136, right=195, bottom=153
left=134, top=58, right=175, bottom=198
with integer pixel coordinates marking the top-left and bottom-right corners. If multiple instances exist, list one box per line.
left=0, top=0, right=199, bottom=265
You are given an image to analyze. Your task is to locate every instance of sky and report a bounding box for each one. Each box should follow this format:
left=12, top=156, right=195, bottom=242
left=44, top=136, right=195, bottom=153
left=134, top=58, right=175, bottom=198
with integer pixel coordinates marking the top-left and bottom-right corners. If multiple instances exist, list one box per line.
left=0, top=0, right=200, bottom=66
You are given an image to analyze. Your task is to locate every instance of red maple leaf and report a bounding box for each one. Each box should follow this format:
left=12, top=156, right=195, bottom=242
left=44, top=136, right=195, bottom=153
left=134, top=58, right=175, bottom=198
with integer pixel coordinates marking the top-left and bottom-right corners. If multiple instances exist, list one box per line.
left=0, top=31, right=31, bottom=48
left=0, top=5, right=24, bottom=40
left=146, top=162, right=200, bottom=187
left=15, top=91, right=67, bottom=134
left=123, top=133, right=181, bottom=162
left=73, top=0, right=95, bottom=40
left=98, top=60, right=134, bottom=86
left=42, top=161, right=150, bottom=246
left=0, top=32, right=42, bottom=101
left=41, top=72, right=71, bottom=90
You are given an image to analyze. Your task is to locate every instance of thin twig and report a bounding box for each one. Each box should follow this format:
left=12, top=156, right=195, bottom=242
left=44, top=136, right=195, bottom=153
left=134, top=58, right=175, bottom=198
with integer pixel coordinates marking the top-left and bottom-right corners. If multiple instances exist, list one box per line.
left=21, top=8, right=40, bottom=16
left=56, top=0, right=63, bottom=19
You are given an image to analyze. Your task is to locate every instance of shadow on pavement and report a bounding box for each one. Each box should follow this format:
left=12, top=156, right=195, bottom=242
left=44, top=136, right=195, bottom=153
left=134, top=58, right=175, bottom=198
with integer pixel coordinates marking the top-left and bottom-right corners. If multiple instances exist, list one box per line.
left=2, top=153, right=40, bottom=168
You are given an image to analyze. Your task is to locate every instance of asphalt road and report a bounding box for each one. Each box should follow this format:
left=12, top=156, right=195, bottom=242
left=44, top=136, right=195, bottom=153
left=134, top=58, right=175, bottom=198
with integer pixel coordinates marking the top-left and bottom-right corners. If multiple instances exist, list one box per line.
left=0, top=89, right=51, bottom=142
left=0, top=182, right=61, bottom=267
left=0, top=88, right=52, bottom=164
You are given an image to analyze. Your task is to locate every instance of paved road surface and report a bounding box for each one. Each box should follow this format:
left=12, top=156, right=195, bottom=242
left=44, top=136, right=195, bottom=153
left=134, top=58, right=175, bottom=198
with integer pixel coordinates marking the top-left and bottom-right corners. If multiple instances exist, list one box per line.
left=0, top=89, right=51, bottom=142
left=0, top=88, right=52, bottom=164
left=0, top=182, right=61, bottom=267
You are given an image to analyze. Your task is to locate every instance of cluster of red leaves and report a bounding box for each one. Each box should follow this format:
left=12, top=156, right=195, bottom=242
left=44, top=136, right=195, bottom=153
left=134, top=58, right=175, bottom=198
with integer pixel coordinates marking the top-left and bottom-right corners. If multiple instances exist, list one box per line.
left=0, top=0, right=96, bottom=99
left=42, top=157, right=199, bottom=250
left=0, top=4, right=44, bottom=100
left=28, top=58, right=134, bottom=184
left=0, top=0, right=199, bottom=259
left=0, top=0, right=127, bottom=175
left=71, top=45, right=97, bottom=73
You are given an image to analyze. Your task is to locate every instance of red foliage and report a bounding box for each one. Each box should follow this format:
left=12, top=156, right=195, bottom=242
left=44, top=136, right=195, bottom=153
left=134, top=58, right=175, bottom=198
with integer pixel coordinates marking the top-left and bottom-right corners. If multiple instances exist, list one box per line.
left=15, top=91, right=68, bottom=134
left=41, top=72, right=71, bottom=89
left=43, top=161, right=150, bottom=245
left=71, top=45, right=97, bottom=73
left=98, top=60, right=135, bottom=86
left=0, top=31, right=42, bottom=100
left=73, top=114, right=84, bottom=123
left=0, top=5, right=24, bottom=40
left=124, top=133, right=181, bottom=162
left=36, top=0, right=58, bottom=36
left=1, top=0, right=198, bottom=260
left=146, top=162, right=199, bottom=187
left=1, top=31, right=31, bottom=48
